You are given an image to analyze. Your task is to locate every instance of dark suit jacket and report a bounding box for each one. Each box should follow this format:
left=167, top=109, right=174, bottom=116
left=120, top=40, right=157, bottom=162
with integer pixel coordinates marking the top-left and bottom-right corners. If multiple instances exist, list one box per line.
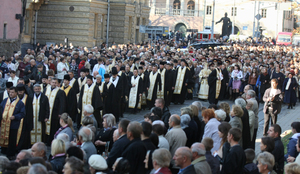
left=106, top=134, right=130, bottom=168
left=263, top=88, right=283, bottom=114
left=221, top=145, right=246, bottom=174
left=179, top=165, right=197, bottom=174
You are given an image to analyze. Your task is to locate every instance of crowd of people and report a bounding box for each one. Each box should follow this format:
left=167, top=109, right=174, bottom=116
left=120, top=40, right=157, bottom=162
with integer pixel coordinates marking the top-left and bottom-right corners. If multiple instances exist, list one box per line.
left=0, top=38, right=300, bottom=174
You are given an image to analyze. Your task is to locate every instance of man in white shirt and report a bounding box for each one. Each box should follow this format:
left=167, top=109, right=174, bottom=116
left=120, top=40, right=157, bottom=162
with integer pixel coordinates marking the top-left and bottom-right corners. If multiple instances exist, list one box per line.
left=8, top=70, right=19, bottom=86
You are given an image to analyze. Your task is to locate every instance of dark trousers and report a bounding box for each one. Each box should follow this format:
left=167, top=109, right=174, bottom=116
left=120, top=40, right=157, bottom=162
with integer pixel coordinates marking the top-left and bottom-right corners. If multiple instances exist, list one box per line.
left=251, top=128, right=258, bottom=150
left=7, top=129, right=18, bottom=158
left=264, top=113, right=278, bottom=135
left=165, top=90, right=173, bottom=107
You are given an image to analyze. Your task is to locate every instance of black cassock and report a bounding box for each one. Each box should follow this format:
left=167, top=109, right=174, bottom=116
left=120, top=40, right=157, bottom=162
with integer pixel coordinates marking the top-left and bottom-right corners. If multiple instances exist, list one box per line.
left=78, top=84, right=103, bottom=127
left=44, top=89, right=66, bottom=145
left=147, top=72, right=161, bottom=108
left=173, top=67, right=191, bottom=104
left=219, top=68, right=229, bottom=100
left=106, top=76, right=123, bottom=122
left=0, top=90, right=8, bottom=104
left=128, top=76, right=143, bottom=112
left=35, top=93, right=50, bottom=143
left=208, top=68, right=218, bottom=104
left=17, top=94, right=33, bottom=150
left=63, top=86, right=78, bottom=121
left=71, top=78, right=80, bottom=94
left=165, top=69, right=175, bottom=106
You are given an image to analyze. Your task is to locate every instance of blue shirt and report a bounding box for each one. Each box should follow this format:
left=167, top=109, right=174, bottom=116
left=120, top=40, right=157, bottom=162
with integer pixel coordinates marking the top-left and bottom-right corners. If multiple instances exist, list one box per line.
left=178, top=164, right=192, bottom=174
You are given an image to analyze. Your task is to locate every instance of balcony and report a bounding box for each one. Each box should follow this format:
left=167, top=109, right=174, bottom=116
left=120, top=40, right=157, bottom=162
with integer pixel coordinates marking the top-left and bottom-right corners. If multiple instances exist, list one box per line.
left=154, top=8, right=203, bottom=17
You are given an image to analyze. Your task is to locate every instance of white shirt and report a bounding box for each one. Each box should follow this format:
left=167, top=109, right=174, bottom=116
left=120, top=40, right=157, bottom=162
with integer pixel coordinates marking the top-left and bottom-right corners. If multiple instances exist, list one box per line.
left=8, top=76, right=19, bottom=87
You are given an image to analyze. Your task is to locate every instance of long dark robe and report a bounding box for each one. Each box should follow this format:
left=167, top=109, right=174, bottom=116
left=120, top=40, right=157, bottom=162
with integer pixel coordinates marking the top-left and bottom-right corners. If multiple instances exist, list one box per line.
left=173, top=67, right=191, bottom=104
left=128, top=76, right=143, bottom=112
left=260, top=73, right=270, bottom=98
left=70, top=78, right=80, bottom=94
left=106, top=76, right=123, bottom=122
left=95, top=128, right=116, bottom=154
left=147, top=72, right=161, bottom=108
left=165, top=69, right=175, bottom=106
left=241, top=108, right=251, bottom=150
left=119, top=72, right=128, bottom=117
left=36, top=93, right=50, bottom=143
left=63, top=86, right=78, bottom=121
left=78, top=84, right=103, bottom=126
left=17, top=94, right=33, bottom=150
left=44, top=88, right=66, bottom=145
left=208, top=69, right=218, bottom=104
left=0, top=90, right=9, bottom=104
left=219, top=68, right=229, bottom=100
left=282, top=78, right=298, bottom=104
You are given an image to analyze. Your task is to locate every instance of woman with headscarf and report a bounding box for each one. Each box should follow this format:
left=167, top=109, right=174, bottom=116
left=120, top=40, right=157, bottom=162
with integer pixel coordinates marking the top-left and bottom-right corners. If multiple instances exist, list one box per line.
left=198, top=63, right=211, bottom=100
left=283, top=72, right=298, bottom=109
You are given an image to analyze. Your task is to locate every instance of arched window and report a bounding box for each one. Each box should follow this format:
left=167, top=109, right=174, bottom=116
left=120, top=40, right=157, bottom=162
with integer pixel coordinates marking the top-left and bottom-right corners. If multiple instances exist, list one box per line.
left=173, top=0, right=180, bottom=9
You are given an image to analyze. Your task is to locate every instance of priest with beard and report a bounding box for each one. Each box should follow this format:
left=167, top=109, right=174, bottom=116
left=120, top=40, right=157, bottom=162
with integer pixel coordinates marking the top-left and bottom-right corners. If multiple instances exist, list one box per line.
left=40, top=75, right=50, bottom=92
left=16, top=84, right=33, bottom=151
left=61, top=74, right=78, bottom=121
left=61, top=70, right=79, bottom=94
left=78, top=75, right=103, bottom=128
left=173, top=59, right=191, bottom=104
left=128, top=68, right=143, bottom=114
left=103, top=74, right=112, bottom=115
left=106, top=67, right=123, bottom=122
left=31, top=84, right=49, bottom=144
left=0, top=82, right=13, bottom=104
left=95, top=74, right=109, bottom=115
left=43, top=77, right=66, bottom=145
left=116, top=64, right=128, bottom=118
left=208, top=61, right=222, bottom=105
left=157, top=61, right=167, bottom=101
left=146, top=64, right=161, bottom=109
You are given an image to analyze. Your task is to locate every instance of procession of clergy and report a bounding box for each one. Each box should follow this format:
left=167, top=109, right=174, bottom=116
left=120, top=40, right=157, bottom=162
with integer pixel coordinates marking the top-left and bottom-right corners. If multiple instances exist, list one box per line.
left=0, top=55, right=224, bottom=159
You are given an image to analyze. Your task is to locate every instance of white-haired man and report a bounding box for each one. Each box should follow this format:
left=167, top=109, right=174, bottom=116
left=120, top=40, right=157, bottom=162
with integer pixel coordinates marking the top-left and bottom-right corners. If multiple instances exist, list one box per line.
left=83, top=104, right=98, bottom=129
left=191, top=143, right=212, bottom=174
left=79, top=127, right=97, bottom=162
left=31, top=142, right=47, bottom=160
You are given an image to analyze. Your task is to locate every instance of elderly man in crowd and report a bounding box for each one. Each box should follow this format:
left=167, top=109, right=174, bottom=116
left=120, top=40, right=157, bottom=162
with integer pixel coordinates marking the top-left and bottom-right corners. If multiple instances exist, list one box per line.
left=191, top=143, right=212, bottom=174
left=173, top=147, right=196, bottom=174
left=79, top=127, right=97, bottom=162
left=151, top=148, right=172, bottom=174
left=246, top=89, right=259, bottom=149
left=31, top=142, right=47, bottom=160
left=15, top=150, right=32, bottom=162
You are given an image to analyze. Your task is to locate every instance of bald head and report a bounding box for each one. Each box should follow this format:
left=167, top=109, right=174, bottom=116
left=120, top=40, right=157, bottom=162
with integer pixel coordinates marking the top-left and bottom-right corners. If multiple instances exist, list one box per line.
left=173, top=147, right=193, bottom=169
left=169, top=114, right=181, bottom=127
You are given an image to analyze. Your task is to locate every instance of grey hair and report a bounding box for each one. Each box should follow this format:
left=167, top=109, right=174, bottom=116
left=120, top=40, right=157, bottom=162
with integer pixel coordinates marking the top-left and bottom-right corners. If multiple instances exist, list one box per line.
left=103, top=114, right=116, bottom=128
left=152, top=148, right=172, bottom=168
left=33, top=84, right=41, bottom=88
left=96, top=75, right=102, bottom=78
left=27, top=163, right=48, bottom=174
left=246, top=100, right=254, bottom=110
left=191, top=143, right=206, bottom=156
left=20, top=149, right=32, bottom=159
left=180, top=107, right=193, bottom=116
left=180, top=114, right=191, bottom=129
left=34, top=142, right=47, bottom=156
left=235, top=98, right=246, bottom=109
left=79, top=127, right=93, bottom=142
left=247, top=90, right=256, bottom=98
left=57, top=133, right=71, bottom=150
left=214, top=109, right=226, bottom=121
left=0, top=156, right=9, bottom=171
left=84, top=104, right=94, bottom=114
left=192, top=101, right=203, bottom=111
left=257, top=152, right=275, bottom=171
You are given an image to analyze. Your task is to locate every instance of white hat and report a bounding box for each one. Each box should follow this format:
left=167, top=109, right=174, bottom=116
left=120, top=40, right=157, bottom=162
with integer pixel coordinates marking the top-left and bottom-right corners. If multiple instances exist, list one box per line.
left=88, top=154, right=108, bottom=170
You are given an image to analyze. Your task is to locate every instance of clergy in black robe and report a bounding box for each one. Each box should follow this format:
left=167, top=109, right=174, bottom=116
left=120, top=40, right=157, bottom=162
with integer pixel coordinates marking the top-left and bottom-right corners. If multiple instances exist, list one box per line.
left=31, top=84, right=49, bottom=144
left=165, top=63, right=175, bottom=106
left=78, top=75, right=103, bottom=127
left=147, top=64, right=162, bottom=109
left=106, top=67, right=123, bottom=122
left=0, top=82, right=13, bottom=104
left=116, top=65, right=128, bottom=117
left=138, top=67, right=147, bottom=110
left=16, top=84, right=33, bottom=151
left=208, top=63, right=219, bottom=104
left=67, top=70, right=80, bottom=94
left=219, top=64, right=229, bottom=100
left=158, top=62, right=167, bottom=102
left=44, top=78, right=66, bottom=145
left=173, top=59, right=191, bottom=104
left=101, top=74, right=111, bottom=115
left=128, top=69, right=143, bottom=114
left=61, top=74, right=78, bottom=121
left=260, top=71, right=270, bottom=100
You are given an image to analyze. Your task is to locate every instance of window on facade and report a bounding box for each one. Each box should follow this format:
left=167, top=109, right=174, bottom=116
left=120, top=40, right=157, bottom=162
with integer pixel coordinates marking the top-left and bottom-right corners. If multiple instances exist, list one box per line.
left=187, top=0, right=195, bottom=10
left=231, top=7, right=237, bottom=16
left=136, top=17, right=140, bottom=26
left=173, top=0, right=180, bottom=9
left=24, top=11, right=30, bottom=35
left=3, top=24, right=7, bottom=39
left=261, top=9, right=267, bottom=18
left=206, top=6, right=212, bottom=15
left=129, top=17, right=132, bottom=40
left=94, top=14, right=98, bottom=38
left=101, top=14, right=104, bottom=39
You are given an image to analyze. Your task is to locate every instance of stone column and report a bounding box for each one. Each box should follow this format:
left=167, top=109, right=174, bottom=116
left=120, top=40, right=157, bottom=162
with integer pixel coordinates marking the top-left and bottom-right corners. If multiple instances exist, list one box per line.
left=194, top=0, right=199, bottom=17
left=151, top=0, right=156, bottom=15
left=180, top=0, right=184, bottom=16
left=166, top=0, right=170, bottom=15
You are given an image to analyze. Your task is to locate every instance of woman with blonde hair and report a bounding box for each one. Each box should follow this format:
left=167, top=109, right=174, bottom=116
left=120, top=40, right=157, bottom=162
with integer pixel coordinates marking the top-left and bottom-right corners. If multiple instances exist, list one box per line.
left=95, top=114, right=117, bottom=155
left=54, top=113, right=74, bottom=142
left=219, top=102, right=231, bottom=122
left=50, top=139, right=66, bottom=174
left=285, top=163, right=300, bottom=174
left=229, top=105, right=244, bottom=146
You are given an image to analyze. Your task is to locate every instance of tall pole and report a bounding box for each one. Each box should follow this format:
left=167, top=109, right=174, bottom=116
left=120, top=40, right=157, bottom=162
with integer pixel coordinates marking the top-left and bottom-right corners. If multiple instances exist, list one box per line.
left=34, top=10, right=38, bottom=46
left=211, top=0, right=215, bottom=40
left=106, top=0, right=110, bottom=46
left=256, top=1, right=260, bottom=39
left=253, top=0, right=256, bottom=37
left=232, top=0, right=235, bottom=35
left=203, top=0, right=206, bottom=30
left=276, top=1, right=279, bottom=35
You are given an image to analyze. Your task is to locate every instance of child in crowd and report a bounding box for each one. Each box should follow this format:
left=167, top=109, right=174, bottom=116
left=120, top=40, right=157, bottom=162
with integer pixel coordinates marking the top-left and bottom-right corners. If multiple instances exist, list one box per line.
left=244, top=148, right=259, bottom=174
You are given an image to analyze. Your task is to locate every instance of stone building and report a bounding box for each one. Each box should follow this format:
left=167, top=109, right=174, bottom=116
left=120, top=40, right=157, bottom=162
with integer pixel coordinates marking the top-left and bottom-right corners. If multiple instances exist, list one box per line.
left=22, top=0, right=150, bottom=48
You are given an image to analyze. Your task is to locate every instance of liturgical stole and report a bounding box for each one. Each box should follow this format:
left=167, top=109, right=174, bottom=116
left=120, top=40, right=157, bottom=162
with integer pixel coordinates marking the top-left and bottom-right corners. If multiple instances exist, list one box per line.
left=78, top=77, right=87, bottom=91
left=0, top=98, right=20, bottom=147
left=31, top=94, right=42, bottom=144
left=128, top=76, right=140, bottom=108
left=174, top=66, right=187, bottom=94
left=215, top=68, right=222, bottom=99
left=81, top=84, right=96, bottom=123
left=16, top=94, right=28, bottom=145
left=45, top=87, right=59, bottom=135
left=157, top=69, right=166, bottom=99
left=139, top=73, right=147, bottom=106
left=61, top=85, right=72, bottom=96
left=147, top=72, right=158, bottom=101
left=62, top=78, right=76, bottom=88
left=41, top=84, right=50, bottom=93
